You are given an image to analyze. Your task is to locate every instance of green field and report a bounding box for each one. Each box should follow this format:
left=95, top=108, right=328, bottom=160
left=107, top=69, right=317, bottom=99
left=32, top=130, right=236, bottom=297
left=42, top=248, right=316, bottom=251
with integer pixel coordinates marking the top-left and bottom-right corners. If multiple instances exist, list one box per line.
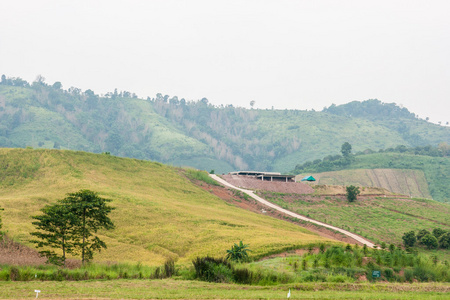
left=0, top=148, right=332, bottom=266
left=0, top=279, right=448, bottom=299
left=257, top=191, right=450, bottom=259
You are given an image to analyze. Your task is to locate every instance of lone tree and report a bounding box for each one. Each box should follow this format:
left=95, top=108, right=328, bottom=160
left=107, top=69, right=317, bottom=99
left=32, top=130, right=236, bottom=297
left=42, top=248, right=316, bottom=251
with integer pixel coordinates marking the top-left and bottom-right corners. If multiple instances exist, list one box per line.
left=346, top=185, right=360, bottom=202
left=341, top=142, right=352, bottom=158
left=62, top=190, right=115, bottom=264
left=31, top=204, right=79, bottom=267
left=226, top=241, right=251, bottom=262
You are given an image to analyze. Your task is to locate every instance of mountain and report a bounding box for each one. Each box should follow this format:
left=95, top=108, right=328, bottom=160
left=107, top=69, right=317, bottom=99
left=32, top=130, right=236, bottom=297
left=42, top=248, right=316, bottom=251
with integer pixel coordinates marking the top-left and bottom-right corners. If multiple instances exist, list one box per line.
left=0, top=77, right=449, bottom=173
left=0, top=148, right=329, bottom=265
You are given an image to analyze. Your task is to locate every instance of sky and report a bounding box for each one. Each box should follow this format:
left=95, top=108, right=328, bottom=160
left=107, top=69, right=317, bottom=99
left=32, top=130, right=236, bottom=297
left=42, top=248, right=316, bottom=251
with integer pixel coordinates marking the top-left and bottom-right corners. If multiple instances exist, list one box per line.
left=1, top=0, right=449, bottom=124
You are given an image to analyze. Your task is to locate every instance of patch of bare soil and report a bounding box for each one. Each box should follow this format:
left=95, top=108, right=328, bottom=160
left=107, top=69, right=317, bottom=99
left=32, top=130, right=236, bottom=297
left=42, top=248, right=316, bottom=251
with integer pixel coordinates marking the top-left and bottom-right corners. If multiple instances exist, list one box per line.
left=0, top=236, right=81, bottom=268
left=194, top=180, right=363, bottom=246
left=221, top=175, right=314, bottom=194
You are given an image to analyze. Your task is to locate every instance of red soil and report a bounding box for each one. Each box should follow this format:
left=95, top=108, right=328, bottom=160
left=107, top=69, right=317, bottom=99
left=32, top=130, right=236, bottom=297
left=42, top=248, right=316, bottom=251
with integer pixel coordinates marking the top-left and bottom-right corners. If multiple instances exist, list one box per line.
left=221, top=174, right=314, bottom=194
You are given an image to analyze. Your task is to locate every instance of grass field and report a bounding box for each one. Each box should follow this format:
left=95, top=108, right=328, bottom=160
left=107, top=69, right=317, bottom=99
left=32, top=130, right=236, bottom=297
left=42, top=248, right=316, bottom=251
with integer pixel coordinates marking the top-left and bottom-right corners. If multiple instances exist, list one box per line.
left=0, top=148, right=333, bottom=266
left=0, top=279, right=449, bottom=299
left=257, top=191, right=450, bottom=260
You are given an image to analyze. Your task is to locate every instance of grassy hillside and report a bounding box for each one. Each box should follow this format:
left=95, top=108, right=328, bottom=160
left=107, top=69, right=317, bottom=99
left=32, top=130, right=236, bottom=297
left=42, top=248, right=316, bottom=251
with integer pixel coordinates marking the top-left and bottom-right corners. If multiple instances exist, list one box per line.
left=0, top=148, right=331, bottom=265
left=299, top=169, right=431, bottom=199
left=294, top=153, right=450, bottom=202
left=1, top=80, right=449, bottom=173
left=257, top=191, right=450, bottom=260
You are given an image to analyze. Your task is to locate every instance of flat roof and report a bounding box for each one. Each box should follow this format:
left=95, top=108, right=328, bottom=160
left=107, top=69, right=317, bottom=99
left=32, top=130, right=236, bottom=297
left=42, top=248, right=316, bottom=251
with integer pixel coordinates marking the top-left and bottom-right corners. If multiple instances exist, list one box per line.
left=229, top=171, right=282, bottom=176
left=256, top=174, right=295, bottom=179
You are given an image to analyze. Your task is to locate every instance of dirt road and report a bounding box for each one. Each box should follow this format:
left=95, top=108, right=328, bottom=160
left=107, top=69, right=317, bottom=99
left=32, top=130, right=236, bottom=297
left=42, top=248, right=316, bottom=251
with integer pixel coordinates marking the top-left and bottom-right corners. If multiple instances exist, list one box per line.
left=210, top=174, right=375, bottom=248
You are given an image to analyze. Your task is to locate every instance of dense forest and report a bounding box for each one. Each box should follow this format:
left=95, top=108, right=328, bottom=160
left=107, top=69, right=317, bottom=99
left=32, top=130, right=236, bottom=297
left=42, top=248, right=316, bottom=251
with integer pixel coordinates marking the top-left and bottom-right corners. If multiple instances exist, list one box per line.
left=0, top=75, right=449, bottom=173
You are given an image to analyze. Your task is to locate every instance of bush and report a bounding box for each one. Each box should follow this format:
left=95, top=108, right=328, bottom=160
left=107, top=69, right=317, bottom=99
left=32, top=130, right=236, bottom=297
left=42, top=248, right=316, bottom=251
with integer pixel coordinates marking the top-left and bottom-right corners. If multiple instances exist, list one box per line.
left=9, top=267, right=19, bottom=281
left=432, top=228, right=446, bottom=238
left=438, top=232, right=450, bottom=249
left=346, top=185, right=360, bottom=202
left=233, top=268, right=253, bottom=284
left=402, top=231, right=416, bottom=248
left=421, top=234, right=438, bottom=249
left=404, top=269, right=414, bottom=282
left=417, top=229, right=431, bottom=243
left=164, top=259, right=176, bottom=277
left=192, top=256, right=233, bottom=283
left=383, top=268, right=394, bottom=280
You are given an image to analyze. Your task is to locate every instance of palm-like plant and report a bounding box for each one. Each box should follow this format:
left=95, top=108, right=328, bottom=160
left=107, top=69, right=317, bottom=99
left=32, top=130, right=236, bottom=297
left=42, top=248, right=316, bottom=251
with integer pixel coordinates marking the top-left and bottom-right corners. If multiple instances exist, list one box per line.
left=226, top=241, right=251, bottom=262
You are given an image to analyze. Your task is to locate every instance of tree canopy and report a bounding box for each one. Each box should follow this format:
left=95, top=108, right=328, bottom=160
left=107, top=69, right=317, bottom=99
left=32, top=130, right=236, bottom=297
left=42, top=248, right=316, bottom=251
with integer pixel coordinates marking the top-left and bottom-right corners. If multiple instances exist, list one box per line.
left=31, top=204, right=79, bottom=266
left=346, top=185, right=360, bottom=202
left=31, top=189, right=115, bottom=266
left=61, top=189, right=115, bottom=264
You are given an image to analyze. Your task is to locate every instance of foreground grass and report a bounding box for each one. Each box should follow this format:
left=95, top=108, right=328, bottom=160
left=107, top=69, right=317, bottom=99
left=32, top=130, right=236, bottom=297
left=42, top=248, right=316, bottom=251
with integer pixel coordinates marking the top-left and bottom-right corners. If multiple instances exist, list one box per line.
left=1, top=279, right=449, bottom=299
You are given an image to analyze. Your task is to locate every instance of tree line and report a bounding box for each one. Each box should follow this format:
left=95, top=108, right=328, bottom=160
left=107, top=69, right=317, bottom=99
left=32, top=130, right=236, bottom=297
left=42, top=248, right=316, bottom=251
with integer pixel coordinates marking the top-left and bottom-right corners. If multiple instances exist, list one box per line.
left=402, top=228, right=450, bottom=250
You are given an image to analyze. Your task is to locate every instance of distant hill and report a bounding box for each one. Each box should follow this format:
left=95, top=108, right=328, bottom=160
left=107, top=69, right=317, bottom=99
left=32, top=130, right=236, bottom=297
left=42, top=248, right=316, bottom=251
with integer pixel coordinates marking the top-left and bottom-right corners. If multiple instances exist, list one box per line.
left=0, top=148, right=329, bottom=265
left=0, top=76, right=449, bottom=173
left=293, top=151, right=450, bottom=202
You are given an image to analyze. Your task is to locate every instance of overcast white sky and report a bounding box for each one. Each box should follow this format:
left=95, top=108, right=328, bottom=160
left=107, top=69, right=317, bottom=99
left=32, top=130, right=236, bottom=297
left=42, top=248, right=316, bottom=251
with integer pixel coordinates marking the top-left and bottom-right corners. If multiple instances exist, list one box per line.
left=1, top=0, right=449, bottom=124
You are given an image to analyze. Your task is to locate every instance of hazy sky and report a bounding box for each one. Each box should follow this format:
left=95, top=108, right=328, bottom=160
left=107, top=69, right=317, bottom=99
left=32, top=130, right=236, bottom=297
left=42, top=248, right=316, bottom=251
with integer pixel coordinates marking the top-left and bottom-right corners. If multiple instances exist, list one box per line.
left=1, top=0, right=449, bottom=124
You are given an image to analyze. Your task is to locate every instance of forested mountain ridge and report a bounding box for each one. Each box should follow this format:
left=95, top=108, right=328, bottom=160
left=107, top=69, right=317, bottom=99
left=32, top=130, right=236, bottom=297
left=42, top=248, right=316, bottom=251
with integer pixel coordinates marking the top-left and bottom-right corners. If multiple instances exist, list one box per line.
left=0, top=76, right=449, bottom=173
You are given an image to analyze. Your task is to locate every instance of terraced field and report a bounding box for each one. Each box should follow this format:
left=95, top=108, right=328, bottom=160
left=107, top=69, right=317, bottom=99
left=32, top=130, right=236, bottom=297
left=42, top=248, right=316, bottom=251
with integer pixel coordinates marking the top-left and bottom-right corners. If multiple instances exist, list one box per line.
left=297, top=169, right=431, bottom=199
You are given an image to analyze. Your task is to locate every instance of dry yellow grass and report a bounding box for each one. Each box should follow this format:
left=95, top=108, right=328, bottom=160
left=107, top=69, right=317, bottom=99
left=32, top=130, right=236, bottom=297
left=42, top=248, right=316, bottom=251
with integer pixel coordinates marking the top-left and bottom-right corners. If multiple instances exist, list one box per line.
left=0, top=148, right=332, bottom=265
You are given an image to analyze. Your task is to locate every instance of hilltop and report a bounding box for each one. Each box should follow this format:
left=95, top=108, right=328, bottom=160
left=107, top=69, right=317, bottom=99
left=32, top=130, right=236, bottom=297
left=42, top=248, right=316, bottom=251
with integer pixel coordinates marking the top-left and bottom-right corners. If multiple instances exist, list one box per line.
left=0, top=148, right=331, bottom=266
left=0, top=77, right=449, bottom=173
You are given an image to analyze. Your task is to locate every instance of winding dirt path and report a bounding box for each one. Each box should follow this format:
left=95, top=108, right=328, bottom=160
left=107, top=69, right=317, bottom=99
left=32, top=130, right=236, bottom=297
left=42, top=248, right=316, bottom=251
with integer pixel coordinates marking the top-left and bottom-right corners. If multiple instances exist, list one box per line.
left=210, top=174, right=375, bottom=248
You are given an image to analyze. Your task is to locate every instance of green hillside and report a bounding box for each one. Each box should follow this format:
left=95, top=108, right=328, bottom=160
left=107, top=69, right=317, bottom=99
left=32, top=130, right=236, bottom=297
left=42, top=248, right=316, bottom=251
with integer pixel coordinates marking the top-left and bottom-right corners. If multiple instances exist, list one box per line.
left=294, top=152, right=450, bottom=202
left=257, top=191, right=450, bottom=260
left=301, top=169, right=431, bottom=199
left=0, top=148, right=331, bottom=265
left=0, top=78, right=449, bottom=173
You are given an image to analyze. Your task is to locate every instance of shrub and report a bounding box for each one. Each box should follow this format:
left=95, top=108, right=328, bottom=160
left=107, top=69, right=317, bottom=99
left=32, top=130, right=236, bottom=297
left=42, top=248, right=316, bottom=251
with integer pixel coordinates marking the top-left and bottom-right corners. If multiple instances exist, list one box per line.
left=402, top=231, right=416, bottom=248
left=417, top=229, right=431, bottom=243
left=404, top=269, right=414, bottom=282
left=233, top=268, right=253, bottom=284
left=9, top=267, right=19, bottom=281
left=164, top=259, right=176, bottom=278
left=226, top=241, right=251, bottom=262
left=383, top=268, right=394, bottom=280
left=346, top=185, right=360, bottom=202
left=438, top=232, right=450, bottom=249
left=192, top=256, right=233, bottom=283
left=432, top=228, right=446, bottom=238
left=421, top=234, right=438, bottom=249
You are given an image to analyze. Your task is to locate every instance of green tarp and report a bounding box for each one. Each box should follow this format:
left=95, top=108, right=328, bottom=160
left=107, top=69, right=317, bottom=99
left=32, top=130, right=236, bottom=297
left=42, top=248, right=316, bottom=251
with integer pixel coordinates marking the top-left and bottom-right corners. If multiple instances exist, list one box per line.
left=301, top=175, right=316, bottom=181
